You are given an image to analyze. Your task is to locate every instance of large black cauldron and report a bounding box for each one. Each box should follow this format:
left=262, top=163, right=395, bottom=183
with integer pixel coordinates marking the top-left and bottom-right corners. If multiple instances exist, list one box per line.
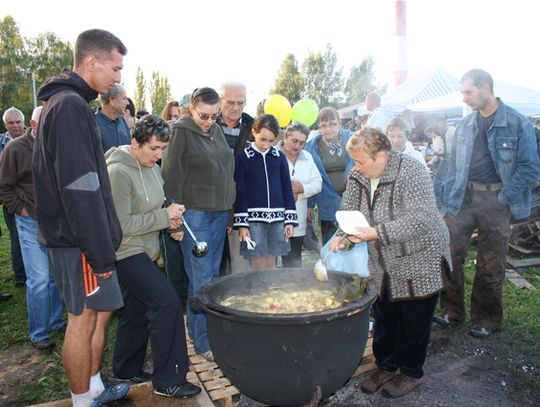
left=197, top=268, right=376, bottom=406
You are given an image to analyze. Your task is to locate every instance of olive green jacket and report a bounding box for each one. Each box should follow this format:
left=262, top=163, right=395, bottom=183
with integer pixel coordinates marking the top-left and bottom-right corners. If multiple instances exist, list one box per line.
left=162, top=116, right=235, bottom=211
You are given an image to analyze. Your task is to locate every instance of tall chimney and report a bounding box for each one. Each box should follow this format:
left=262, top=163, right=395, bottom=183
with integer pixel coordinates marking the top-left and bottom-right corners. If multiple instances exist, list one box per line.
left=394, top=0, right=407, bottom=86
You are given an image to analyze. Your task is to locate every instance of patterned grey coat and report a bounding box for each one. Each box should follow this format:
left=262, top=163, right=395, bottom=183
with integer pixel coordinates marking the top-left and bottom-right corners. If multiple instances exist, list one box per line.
left=342, top=150, right=451, bottom=300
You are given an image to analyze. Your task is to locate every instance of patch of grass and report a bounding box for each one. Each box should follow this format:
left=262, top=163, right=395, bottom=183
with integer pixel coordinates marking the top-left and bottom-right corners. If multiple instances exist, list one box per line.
left=17, top=350, right=69, bottom=405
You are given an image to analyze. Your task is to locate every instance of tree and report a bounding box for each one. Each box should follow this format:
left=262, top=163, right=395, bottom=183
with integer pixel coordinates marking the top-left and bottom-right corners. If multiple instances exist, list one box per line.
left=149, top=71, right=172, bottom=115
left=270, top=53, right=303, bottom=103
left=0, top=16, right=27, bottom=122
left=133, top=67, right=146, bottom=112
left=301, top=44, right=344, bottom=108
left=344, top=56, right=386, bottom=105
left=0, top=17, right=72, bottom=128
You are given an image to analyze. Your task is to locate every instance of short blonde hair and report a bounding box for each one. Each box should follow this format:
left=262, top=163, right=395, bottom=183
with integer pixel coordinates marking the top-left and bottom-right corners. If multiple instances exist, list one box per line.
left=347, top=127, right=392, bottom=159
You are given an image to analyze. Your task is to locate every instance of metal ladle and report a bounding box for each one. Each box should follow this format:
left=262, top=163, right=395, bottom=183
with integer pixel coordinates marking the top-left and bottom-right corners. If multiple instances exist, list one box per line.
left=313, top=235, right=346, bottom=282
left=313, top=249, right=335, bottom=282
left=182, top=218, right=209, bottom=257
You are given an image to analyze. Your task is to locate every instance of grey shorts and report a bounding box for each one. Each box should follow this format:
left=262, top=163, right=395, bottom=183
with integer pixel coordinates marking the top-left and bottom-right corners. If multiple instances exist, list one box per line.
left=240, top=221, right=291, bottom=259
left=47, top=247, right=123, bottom=315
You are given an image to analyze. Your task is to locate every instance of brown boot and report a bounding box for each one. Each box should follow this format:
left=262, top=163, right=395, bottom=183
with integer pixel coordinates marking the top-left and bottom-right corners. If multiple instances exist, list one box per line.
left=381, top=372, right=424, bottom=398
left=360, top=368, right=396, bottom=394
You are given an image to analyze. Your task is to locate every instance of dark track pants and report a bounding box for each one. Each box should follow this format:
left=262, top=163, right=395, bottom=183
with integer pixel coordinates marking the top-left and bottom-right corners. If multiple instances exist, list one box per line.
left=113, top=253, right=189, bottom=387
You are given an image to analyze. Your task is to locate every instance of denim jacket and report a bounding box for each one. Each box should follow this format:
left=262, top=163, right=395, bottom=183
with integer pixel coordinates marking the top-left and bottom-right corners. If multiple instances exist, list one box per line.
left=305, top=129, right=353, bottom=221
left=442, top=99, right=540, bottom=220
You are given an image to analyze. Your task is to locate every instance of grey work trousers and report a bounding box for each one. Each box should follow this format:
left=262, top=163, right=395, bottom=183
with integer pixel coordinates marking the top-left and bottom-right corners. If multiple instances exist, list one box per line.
left=441, top=187, right=511, bottom=330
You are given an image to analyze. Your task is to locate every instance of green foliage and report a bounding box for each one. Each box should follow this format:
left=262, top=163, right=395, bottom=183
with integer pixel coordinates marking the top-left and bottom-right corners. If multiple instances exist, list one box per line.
left=0, top=16, right=72, bottom=129
left=344, top=56, right=385, bottom=105
left=134, top=67, right=146, bottom=112
left=301, top=44, right=344, bottom=108
left=271, top=53, right=304, bottom=103
left=149, top=71, right=172, bottom=116
left=271, top=46, right=384, bottom=111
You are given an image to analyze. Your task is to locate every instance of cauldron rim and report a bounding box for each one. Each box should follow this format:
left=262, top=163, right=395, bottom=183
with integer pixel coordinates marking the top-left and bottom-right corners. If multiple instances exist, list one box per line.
left=197, top=268, right=377, bottom=325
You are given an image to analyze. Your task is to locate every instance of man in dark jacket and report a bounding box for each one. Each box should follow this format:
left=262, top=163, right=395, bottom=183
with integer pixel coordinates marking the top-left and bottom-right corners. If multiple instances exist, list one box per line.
left=1, top=107, right=27, bottom=286
left=33, top=29, right=129, bottom=407
left=0, top=106, right=65, bottom=351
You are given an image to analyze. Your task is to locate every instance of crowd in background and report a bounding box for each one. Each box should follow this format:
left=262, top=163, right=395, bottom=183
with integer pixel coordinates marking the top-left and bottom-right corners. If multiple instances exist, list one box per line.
left=1, top=28, right=539, bottom=407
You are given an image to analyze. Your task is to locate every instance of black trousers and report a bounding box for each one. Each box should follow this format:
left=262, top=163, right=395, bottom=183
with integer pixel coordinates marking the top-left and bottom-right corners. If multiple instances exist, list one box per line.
left=373, top=291, right=438, bottom=378
left=162, top=232, right=189, bottom=308
left=281, top=236, right=304, bottom=268
left=3, top=206, right=25, bottom=283
left=113, top=253, right=189, bottom=387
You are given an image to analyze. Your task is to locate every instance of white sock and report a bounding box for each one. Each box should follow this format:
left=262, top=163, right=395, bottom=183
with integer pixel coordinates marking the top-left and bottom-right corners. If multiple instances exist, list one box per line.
left=71, top=390, right=93, bottom=407
left=90, top=372, right=105, bottom=398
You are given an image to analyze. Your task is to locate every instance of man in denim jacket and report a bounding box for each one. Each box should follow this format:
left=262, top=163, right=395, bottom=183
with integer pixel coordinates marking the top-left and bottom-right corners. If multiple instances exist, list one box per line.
left=436, top=69, right=540, bottom=338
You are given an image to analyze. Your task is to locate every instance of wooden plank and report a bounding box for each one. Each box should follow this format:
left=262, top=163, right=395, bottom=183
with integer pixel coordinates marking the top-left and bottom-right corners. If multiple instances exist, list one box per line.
left=192, top=361, right=219, bottom=373
left=353, top=361, right=377, bottom=376
left=199, top=368, right=225, bottom=382
left=209, top=385, right=240, bottom=401
left=506, top=270, right=536, bottom=290
left=217, top=398, right=233, bottom=407
left=506, top=256, right=540, bottom=268
left=204, top=377, right=233, bottom=391
left=189, top=354, right=207, bottom=364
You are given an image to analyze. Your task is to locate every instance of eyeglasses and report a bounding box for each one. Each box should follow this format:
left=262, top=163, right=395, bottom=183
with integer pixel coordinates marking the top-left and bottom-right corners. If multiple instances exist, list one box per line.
left=194, top=110, right=219, bottom=121
left=318, top=122, right=339, bottom=130
left=224, top=100, right=245, bottom=107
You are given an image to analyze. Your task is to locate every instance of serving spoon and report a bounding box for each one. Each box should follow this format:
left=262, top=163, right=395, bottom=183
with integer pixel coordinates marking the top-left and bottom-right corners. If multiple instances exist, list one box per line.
left=313, top=235, right=347, bottom=282
left=182, top=218, right=209, bottom=257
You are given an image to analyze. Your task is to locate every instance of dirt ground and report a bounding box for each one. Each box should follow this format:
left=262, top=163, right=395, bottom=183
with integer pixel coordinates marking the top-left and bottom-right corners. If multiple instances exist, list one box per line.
left=322, top=322, right=540, bottom=407
left=1, top=320, right=538, bottom=407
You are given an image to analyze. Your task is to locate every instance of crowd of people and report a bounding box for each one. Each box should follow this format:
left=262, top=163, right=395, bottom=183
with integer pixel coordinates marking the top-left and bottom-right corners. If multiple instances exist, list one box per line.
left=1, top=27, right=539, bottom=406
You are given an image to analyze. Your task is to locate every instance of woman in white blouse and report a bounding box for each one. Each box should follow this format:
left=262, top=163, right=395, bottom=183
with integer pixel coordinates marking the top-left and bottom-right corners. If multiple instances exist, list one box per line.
left=277, top=122, right=322, bottom=267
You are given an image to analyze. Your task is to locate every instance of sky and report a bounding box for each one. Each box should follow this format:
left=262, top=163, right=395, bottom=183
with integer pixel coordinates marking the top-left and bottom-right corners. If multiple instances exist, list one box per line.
left=1, top=0, right=539, bottom=115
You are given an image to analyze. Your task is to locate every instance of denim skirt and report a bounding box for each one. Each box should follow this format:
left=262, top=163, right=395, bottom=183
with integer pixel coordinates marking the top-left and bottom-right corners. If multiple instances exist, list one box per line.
left=240, top=221, right=291, bottom=259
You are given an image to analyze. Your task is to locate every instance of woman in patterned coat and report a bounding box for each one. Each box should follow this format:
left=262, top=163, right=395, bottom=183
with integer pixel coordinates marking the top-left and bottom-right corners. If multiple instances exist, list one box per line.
left=332, top=127, right=451, bottom=399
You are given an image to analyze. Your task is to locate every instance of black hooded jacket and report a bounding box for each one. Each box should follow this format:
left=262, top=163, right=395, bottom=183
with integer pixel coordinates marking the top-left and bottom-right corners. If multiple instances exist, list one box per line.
left=33, top=71, right=122, bottom=274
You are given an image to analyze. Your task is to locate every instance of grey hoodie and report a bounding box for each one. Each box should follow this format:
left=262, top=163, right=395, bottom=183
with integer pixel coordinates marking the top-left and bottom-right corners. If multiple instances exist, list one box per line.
left=105, top=146, right=170, bottom=261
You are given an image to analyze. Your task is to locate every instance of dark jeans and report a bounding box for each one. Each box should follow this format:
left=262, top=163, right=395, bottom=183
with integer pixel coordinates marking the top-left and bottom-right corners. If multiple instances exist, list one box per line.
left=442, top=188, right=510, bottom=329
left=162, top=231, right=189, bottom=308
left=373, top=292, right=438, bottom=378
left=113, top=253, right=189, bottom=387
left=3, top=206, right=25, bottom=283
left=281, top=236, right=304, bottom=268
left=320, top=220, right=337, bottom=245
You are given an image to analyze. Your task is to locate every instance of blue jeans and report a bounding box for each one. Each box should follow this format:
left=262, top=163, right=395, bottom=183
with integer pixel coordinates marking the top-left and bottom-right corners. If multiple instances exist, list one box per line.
left=15, top=215, right=64, bottom=341
left=181, top=210, right=228, bottom=354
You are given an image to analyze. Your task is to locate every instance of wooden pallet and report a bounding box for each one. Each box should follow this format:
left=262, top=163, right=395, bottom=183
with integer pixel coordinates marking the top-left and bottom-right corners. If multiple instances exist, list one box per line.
left=188, top=343, right=240, bottom=407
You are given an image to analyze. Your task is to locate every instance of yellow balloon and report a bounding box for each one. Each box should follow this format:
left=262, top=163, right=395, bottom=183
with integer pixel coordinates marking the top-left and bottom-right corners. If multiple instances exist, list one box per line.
left=263, top=94, right=292, bottom=127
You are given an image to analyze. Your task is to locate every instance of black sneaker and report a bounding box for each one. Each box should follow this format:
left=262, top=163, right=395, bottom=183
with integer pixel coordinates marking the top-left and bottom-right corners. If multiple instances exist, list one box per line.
left=154, top=383, right=201, bottom=398
left=469, top=325, right=489, bottom=338
left=32, top=338, right=55, bottom=350
left=115, top=370, right=153, bottom=384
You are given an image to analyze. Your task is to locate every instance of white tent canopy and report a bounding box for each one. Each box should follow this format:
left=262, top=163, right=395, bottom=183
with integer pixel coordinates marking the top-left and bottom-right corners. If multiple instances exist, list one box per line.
left=339, top=67, right=459, bottom=119
left=408, top=80, right=540, bottom=117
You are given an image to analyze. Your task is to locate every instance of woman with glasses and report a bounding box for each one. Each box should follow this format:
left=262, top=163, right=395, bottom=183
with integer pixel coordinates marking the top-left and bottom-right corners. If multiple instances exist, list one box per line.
left=305, top=107, right=354, bottom=244
left=162, top=87, right=235, bottom=363
left=276, top=121, right=322, bottom=267
left=106, top=115, right=200, bottom=398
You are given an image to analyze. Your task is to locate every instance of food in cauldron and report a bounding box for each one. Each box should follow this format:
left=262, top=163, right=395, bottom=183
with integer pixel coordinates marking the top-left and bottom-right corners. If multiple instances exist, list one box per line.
left=218, top=275, right=366, bottom=314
